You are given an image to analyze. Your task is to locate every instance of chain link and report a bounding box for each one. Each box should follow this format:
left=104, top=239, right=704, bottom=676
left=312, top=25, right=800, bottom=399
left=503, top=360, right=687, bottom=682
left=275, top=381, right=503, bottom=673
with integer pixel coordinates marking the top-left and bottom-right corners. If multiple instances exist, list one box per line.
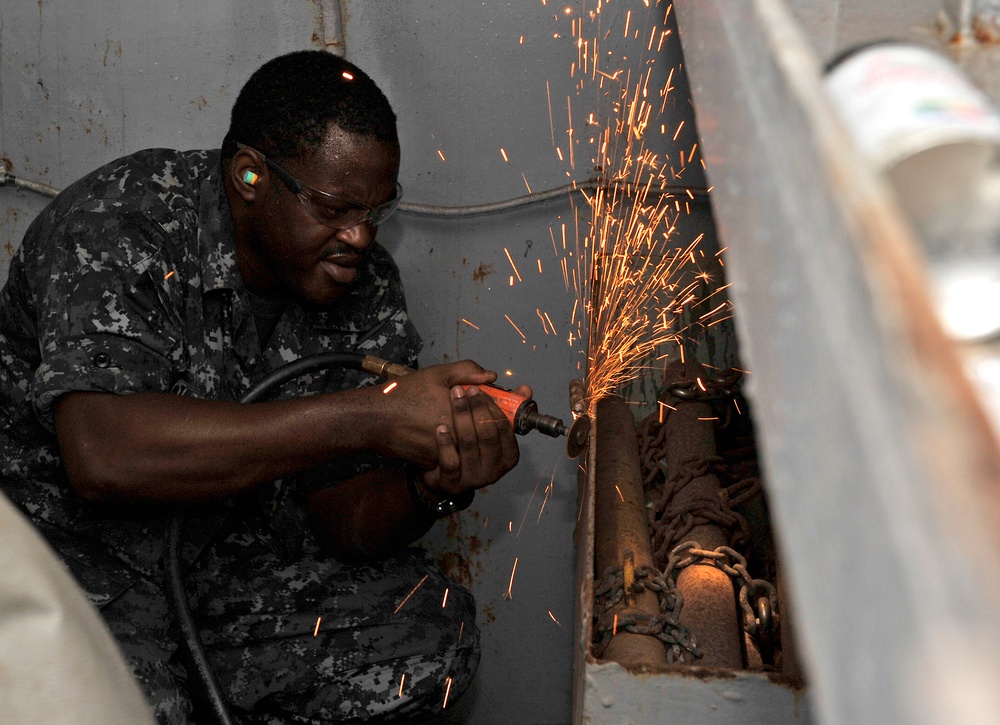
left=664, top=541, right=780, bottom=654
left=592, top=564, right=703, bottom=663
left=663, top=367, right=743, bottom=403
left=604, top=366, right=783, bottom=668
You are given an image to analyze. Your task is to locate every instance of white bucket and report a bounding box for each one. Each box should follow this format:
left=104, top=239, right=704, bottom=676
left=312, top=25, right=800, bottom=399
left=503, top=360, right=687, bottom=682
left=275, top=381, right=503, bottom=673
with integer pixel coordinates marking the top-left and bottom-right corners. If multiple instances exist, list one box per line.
left=826, top=42, right=1000, bottom=240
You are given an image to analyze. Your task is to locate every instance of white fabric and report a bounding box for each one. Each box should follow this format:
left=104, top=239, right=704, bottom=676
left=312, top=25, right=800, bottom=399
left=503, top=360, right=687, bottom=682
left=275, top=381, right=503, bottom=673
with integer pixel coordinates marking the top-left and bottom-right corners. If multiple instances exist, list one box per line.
left=0, top=491, right=154, bottom=724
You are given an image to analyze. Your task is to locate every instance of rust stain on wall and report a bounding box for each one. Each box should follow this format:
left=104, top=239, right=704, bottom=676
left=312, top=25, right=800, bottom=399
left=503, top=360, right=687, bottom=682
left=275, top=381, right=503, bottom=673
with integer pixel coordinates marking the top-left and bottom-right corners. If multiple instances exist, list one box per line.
left=435, top=511, right=492, bottom=591
left=472, top=262, right=493, bottom=283
left=102, top=39, right=123, bottom=67
left=308, top=0, right=325, bottom=49
left=3, top=209, right=21, bottom=263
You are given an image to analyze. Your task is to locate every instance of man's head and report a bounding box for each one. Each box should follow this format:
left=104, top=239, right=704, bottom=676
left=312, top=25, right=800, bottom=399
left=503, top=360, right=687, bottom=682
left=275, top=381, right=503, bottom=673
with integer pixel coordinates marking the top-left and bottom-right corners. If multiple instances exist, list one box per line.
left=222, top=50, right=398, bottom=161
left=224, top=51, right=401, bottom=309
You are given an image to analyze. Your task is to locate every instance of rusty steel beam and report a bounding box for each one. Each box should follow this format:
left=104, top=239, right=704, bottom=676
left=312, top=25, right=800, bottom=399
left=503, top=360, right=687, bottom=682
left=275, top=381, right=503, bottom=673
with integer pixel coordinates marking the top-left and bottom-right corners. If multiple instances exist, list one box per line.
left=592, top=396, right=669, bottom=669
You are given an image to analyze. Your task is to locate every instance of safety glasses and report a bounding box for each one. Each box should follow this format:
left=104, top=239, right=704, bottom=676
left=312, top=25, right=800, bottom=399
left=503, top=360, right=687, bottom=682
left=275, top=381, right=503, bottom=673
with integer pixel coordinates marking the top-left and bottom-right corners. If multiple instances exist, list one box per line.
left=236, top=142, right=402, bottom=229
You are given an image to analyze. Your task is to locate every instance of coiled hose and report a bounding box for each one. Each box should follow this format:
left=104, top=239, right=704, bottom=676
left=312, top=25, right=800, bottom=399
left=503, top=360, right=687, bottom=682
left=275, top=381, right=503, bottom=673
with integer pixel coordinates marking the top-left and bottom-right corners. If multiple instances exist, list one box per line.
left=165, top=351, right=371, bottom=725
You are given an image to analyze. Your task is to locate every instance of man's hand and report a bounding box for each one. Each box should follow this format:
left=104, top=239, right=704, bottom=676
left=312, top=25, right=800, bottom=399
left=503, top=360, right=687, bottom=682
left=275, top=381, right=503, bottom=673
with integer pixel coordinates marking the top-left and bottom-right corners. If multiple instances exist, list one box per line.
left=370, top=360, right=506, bottom=470
left=305, top=366, right=531, bottom=561
left=418, top=383, right=531, bottom=498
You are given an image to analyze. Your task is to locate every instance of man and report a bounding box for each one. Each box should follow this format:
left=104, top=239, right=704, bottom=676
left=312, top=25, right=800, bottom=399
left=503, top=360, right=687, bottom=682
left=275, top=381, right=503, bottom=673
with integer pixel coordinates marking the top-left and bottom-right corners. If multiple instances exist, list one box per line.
left=0, top=50, right=527, bottom=722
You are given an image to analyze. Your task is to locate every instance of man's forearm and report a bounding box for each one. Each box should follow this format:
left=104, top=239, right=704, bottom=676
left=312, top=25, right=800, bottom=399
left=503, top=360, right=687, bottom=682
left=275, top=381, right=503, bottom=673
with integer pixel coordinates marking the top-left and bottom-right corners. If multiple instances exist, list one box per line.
left=54, top=388, right=386, bottom=504
left=52, top=360, right=502, bottom=505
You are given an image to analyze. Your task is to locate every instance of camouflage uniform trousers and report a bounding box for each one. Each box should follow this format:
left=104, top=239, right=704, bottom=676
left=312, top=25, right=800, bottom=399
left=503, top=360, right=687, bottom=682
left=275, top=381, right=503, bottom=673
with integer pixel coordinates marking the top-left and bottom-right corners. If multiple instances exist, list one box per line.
left=102, top=523, right=480, bottom=724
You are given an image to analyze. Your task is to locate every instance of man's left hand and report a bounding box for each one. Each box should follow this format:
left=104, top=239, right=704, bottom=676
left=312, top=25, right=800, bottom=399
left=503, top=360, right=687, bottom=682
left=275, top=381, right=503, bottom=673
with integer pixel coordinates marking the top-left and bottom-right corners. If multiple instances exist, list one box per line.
left=418, top=384, right=531, bottom=497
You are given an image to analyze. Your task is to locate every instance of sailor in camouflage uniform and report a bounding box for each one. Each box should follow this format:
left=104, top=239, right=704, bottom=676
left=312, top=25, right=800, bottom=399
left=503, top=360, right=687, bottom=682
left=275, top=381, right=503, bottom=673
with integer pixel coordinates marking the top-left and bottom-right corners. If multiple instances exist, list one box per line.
left=0, top=50, right=525, bottom=723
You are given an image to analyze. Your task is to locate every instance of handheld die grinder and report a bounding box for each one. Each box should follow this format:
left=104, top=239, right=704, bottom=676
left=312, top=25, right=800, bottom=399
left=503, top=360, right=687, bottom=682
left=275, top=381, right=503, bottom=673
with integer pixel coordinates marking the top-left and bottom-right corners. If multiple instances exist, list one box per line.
left=362, top=356, right=591, bottom=458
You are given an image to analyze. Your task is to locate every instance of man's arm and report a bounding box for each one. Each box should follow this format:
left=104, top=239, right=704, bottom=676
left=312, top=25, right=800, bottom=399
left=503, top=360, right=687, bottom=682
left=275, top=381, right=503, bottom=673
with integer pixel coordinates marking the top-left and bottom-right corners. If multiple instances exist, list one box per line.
left=54, top=360, right=501, bottom=505
left=305, top=384, right=525, bottom=561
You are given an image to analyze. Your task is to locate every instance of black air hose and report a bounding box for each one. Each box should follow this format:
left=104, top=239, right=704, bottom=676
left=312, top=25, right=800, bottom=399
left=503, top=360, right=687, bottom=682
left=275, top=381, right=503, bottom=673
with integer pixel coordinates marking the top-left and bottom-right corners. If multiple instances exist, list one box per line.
left=166, top=351, right=372, bottom=724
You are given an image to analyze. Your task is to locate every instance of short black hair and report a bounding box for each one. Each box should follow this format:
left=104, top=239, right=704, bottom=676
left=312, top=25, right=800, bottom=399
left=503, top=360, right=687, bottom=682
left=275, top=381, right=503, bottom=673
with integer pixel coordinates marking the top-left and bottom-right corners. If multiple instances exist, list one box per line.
left=222, top=50, right=398, bottom=161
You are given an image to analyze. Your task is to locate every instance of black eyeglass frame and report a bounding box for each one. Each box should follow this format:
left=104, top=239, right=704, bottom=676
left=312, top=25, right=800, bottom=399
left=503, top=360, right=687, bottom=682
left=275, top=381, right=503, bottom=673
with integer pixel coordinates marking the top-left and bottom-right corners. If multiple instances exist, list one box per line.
left=236, top=142, right=403, bottom=229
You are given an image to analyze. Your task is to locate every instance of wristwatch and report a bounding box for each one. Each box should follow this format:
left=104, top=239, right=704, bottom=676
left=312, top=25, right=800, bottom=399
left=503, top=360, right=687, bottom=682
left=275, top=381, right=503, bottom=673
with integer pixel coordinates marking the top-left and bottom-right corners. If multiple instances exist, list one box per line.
left=405, top=467, right=474, bottom=518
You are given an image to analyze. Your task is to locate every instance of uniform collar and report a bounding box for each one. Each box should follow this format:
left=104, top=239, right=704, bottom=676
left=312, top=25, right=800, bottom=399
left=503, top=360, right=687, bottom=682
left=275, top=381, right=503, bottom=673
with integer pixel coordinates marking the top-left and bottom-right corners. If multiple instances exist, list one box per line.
left=198, top=153, right=243, bottom=294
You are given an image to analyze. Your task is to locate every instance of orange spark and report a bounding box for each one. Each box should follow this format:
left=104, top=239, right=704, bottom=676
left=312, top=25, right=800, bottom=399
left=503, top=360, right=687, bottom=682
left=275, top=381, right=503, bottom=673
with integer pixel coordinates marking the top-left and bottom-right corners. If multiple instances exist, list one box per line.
left=614, top=484, right=625, bottom=502
left=164, top=270, right=176, bottom=280
left=313, top=616, right=322, bottom=637
left=341, top=71, right=354, bottom=80
left=546, top=80, right=555, bottom=146
left=393, top=574, right=429, bottom=615
left=382, top=382, right=398, bottom=394
left=442, top=588, right=450, bottom=608
left=536, top=308, right=551, bottom=335
left=461, top=318, right=480, bottom=330
left=504, top=247, right=523, bottom=282
left=436, top=149, right=446, bottom=162
left=504, top=314, right=527, bottom=341
left=505, top=557, right=519, bottom=599
left=443, top=677, right=454, bottom=709
left=549, top=610, right=561, bottom=625
left=544, top=311, right=558, bottom=336
left=500, top=147, right=510, bottom=163
left=398, top=674, right=406, bottom=698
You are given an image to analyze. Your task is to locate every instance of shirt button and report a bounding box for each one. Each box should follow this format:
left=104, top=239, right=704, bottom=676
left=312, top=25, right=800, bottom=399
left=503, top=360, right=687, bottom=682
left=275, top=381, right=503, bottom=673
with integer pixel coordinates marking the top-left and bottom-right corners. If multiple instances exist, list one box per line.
left=93, top=352, right=111, bottom=368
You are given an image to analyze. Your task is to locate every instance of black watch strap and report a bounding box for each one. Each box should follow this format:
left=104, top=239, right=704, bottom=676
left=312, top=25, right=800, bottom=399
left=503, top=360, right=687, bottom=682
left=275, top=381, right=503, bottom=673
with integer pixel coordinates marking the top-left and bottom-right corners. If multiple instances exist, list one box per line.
left=406, top=468, right=474, bottom=518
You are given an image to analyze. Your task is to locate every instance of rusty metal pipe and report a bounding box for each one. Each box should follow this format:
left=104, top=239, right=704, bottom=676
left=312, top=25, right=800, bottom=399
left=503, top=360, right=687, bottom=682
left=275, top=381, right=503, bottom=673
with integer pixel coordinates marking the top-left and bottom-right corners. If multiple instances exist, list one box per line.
left=661, top=362, right=742, bottom=668
left=593, top=397, right=669, bottom=668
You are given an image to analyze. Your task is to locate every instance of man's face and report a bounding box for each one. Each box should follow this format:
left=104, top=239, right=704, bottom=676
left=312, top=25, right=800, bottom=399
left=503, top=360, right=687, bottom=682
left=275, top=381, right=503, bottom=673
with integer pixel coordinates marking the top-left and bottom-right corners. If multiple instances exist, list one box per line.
left=243, top=124, right=400, bottom=308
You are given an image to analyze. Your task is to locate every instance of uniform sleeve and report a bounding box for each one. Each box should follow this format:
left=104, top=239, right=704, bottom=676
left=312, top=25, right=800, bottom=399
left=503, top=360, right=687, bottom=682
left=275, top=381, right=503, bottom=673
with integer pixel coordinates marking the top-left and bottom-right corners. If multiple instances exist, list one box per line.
left=28, top=200, right=188, bottom=430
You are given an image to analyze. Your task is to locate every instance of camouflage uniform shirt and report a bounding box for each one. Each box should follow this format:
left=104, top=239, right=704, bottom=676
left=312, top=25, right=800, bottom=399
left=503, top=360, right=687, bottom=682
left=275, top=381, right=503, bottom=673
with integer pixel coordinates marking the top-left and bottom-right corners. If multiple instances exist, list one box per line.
left=0, top=147, right=423, bottom=608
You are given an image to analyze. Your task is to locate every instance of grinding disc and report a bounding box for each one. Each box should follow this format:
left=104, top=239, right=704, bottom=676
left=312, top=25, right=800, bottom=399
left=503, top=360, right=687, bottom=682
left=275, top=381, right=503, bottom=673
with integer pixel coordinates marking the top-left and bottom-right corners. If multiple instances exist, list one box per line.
left=565, top=415, right=591, bottom=458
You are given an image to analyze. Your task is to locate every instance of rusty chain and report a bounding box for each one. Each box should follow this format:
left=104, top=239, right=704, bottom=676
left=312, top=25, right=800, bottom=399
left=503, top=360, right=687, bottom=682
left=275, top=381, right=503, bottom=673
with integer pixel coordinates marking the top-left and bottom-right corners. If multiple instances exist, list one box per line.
left=591, top=366, right=781, bottom=666
left=592, top=564, right=703, bottom=663
left=665, top=541, right=780, bottom=656
left=663, top=367, right=743, bottom=403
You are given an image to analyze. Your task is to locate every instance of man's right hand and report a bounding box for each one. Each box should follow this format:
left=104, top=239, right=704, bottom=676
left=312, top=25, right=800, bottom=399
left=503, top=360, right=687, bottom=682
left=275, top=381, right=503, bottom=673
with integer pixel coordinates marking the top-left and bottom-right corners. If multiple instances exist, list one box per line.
left=368, top=359, right=510, bottom=472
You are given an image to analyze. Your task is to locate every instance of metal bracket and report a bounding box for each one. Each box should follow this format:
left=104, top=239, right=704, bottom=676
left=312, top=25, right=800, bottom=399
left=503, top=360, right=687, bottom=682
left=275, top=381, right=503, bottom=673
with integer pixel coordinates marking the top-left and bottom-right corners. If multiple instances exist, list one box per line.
left=942, top=0, right=1000, bottom=43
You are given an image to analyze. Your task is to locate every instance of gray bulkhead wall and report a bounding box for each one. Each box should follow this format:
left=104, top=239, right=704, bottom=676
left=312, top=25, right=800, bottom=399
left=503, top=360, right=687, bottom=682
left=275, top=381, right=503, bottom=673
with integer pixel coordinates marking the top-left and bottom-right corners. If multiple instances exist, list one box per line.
left=0, top=1, right=712, bottom=722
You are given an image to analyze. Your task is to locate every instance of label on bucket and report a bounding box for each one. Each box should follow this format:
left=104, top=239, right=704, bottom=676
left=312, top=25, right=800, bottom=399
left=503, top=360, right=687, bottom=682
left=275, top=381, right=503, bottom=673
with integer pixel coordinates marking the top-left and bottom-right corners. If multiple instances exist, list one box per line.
left=825, top=42, right=1000, bottom=170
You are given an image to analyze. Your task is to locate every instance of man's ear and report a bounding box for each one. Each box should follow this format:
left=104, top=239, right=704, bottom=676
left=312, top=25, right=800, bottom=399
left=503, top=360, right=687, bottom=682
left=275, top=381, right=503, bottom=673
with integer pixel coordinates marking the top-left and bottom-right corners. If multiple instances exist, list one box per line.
left=231, top=148, right=265, bottom=202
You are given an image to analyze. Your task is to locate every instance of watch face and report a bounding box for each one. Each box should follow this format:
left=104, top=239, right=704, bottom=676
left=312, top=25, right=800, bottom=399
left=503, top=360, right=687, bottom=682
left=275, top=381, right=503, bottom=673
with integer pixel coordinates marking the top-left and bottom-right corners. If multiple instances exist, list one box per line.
left=434, top=499, right=459, bottom=516
left=433, top=490, right=475, bottom=517
left=407, top=468, right=474, bottom=517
